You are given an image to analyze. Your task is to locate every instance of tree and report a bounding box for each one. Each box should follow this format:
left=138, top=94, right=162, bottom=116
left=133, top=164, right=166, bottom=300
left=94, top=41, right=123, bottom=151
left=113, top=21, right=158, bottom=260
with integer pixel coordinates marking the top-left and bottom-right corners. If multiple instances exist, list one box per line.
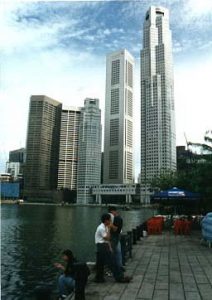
left=151, top=131, right=212, bottom=210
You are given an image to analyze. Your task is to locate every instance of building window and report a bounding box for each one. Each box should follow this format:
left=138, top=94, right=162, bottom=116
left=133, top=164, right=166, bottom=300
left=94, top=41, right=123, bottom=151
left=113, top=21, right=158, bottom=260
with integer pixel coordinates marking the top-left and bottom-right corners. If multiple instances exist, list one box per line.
left=111, top=60, right=120, bottom=85
left=109, top=150, right=119, bottom=179
left=125, top=151, right=133, bottom=180
left=111, top=89, right=119, bottom=114
left=126, top=90, right=133, bottom=117
left=126, top=120, right=133, bottom=147
left=127, top=61, right=133, bottom=88
left=110, top=119, right=119, bottom=146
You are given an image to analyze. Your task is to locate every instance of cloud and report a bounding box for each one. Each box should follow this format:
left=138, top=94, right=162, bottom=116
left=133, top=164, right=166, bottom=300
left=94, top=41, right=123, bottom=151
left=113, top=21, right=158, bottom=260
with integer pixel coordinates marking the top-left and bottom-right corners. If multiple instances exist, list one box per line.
left=173, top=41, right=184, bottom=53
left=0, top=0, right=212, bottom=176
left=185, top=0, right=212, bottom=17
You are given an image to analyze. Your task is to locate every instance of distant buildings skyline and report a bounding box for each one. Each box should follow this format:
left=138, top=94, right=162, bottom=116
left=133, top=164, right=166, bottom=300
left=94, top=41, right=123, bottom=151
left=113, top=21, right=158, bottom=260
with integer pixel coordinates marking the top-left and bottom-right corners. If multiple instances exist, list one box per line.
left=23, top=95, right=102, bottom=203
left=2, top=5, right=210, bottom=204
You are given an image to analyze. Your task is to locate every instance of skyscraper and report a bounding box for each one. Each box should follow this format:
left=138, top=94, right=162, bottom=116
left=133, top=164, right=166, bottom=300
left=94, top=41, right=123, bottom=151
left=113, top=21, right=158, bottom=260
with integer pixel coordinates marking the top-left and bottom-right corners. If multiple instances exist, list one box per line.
left=24, top=95, right=62, bottom=201
left=6, top=148, right=26, bottom=180
left=57, top=106, right=81, bottom=191
left=140, top=6, right=176, bottom=202
left=103, top=49, right=135, bottom=184
left=77, top=98, right=102, bottom=204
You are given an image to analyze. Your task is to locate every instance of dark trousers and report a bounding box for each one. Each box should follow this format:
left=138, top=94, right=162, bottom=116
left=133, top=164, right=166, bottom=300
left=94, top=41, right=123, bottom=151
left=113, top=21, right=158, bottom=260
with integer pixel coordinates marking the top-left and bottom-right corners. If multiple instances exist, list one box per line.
left=95, top=243, right=123, bottom=281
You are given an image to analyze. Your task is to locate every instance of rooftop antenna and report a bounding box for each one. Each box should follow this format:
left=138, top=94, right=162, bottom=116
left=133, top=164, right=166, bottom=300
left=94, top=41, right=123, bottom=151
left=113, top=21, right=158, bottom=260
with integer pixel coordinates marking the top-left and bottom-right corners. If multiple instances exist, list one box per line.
left=184, top=132, right=189, bottom=150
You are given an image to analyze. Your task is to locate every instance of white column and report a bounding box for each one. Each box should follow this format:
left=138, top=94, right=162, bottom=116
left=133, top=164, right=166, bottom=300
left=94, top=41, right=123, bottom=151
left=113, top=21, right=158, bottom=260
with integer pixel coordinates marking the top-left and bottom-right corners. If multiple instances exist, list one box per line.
left=129, top=194, right=132, bottom=204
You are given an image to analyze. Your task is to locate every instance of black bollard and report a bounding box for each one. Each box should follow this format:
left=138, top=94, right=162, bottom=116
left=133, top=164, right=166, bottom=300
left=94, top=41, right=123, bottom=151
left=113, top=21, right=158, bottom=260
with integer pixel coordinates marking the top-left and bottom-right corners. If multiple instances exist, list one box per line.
left=127, top=231, right=133, bottom=258
left=136, top=225, right=141, bottom=239
left=121, top=234, right=128, bottom=265
left=140, top=222, right=145, bottom=237
left=140, top=224, right=144, bottom=236
left=132, top=228, right=137, bottom=244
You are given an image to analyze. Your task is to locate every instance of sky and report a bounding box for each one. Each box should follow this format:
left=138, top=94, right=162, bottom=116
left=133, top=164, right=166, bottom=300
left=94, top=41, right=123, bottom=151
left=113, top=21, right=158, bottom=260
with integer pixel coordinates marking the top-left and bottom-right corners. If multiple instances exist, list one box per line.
left=0, top=0, right=212, bottom=177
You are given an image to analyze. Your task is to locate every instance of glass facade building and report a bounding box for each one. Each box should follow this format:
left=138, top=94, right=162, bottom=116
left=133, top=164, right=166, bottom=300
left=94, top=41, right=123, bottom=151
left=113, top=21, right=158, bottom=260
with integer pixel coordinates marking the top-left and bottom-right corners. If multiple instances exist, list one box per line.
left=140, top=6, right=176, bottom=203
left=77, top=98, right=102, bottom=204
left=103, top=49, right=135, bottom=184
left=57, top=107, right=81, bottom=191
left=24, top=95, right=62, bottom=201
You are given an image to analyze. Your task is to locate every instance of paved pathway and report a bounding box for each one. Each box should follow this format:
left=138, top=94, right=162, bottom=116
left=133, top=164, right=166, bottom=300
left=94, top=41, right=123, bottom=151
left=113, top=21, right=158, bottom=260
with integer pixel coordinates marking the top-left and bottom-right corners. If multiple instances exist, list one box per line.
left=69, top=232, right=212, bottom=300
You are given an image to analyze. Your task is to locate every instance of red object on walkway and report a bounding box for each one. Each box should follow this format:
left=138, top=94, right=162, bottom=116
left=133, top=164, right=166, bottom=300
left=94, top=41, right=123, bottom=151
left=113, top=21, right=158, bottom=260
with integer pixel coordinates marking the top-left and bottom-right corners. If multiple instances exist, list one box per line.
left=174, top=219, right=192, bottom=235
left=147, top=217, right=164, bottom=235
left=174, top=219, right=184, bottom=235
left=183, top=220, right=192, bottom=235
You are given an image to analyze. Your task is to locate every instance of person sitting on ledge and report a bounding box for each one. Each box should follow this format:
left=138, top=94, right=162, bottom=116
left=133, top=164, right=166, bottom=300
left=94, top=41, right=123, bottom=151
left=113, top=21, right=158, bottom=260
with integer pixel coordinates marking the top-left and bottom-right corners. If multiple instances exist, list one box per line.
left=55, top=249, right=76, bottom=299
left=55, top=249, right=90, bottom=300
left=94, top=213, right=132, bottom=283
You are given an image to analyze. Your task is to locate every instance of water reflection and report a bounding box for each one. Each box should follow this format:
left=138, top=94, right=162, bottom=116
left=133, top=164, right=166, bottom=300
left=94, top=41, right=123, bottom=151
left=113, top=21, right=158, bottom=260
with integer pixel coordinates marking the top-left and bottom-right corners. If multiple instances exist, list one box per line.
left=1, top=205, right=153, bottom=299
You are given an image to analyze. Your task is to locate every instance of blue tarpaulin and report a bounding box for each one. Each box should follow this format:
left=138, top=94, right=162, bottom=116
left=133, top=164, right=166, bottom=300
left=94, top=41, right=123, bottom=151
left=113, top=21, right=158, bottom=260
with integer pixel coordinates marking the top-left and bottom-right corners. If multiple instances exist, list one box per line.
left=202, top=212, right=212, bottom=242
left=0, top=182, right=20, bottom=199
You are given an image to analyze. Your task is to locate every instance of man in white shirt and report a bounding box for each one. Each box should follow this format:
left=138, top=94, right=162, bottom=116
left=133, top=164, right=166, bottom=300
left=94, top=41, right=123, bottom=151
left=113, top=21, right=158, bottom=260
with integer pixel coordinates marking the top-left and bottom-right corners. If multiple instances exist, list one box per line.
left=95, top=217, right=111, bottom=244
left=94, top=213, right=132, bottom=283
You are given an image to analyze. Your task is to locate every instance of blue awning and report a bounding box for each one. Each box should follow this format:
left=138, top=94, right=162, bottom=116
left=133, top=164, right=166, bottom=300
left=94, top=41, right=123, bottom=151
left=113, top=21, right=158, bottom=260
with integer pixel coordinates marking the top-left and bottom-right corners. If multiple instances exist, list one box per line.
left=151, top=187, right=201, bottom=203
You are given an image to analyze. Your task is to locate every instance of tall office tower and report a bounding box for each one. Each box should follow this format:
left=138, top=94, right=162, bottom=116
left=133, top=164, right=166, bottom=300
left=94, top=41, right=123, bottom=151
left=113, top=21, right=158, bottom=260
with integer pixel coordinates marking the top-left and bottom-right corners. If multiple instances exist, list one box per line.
left=103, top=49, right=135, bottom=184
left=24, top=95, right=62, bottom=201
left=77, top=98, right=102, bottom=204
left=140, top=6, right=176, bottom=202
left=57, top=106, right=81, bottom=191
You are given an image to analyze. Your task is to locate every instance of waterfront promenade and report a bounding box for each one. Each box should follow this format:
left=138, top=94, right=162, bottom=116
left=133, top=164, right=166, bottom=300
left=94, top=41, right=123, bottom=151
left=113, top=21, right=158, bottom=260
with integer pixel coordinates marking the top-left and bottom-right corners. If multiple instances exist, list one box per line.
left=69, top=231, right=212, bottom=300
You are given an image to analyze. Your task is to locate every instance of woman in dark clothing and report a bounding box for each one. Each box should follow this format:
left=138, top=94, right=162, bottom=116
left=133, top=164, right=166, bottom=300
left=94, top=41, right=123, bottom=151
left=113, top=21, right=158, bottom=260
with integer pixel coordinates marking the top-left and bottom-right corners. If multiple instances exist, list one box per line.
left=55, top=249, right=76, bottom=299
left=55, top=249, right=90, bottom=300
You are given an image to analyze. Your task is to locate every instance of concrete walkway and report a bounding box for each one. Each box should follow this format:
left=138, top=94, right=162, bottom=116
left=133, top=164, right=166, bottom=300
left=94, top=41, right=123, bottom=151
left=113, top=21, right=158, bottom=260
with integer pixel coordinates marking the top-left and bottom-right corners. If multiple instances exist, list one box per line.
left=70, top=232, right=212, bottom=300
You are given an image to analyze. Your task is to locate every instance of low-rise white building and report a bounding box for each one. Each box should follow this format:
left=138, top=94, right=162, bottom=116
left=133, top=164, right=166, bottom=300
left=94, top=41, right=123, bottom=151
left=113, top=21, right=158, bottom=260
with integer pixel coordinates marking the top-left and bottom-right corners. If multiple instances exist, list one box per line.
left=6, top=162, right=22, bottom=180
left=92, top=184, right=137, bottom=204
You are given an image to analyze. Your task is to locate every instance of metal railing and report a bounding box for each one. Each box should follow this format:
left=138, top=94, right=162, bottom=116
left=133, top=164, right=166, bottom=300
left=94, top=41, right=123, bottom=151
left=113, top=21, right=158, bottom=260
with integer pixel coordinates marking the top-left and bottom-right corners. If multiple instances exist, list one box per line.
left=121, top=221, right=147, bottom=265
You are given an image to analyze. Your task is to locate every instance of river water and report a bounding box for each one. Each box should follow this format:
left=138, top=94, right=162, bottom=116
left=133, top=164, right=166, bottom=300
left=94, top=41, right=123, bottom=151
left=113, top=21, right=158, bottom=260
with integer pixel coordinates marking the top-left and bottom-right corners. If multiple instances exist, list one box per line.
left=1, top=204, right=154, bottom=299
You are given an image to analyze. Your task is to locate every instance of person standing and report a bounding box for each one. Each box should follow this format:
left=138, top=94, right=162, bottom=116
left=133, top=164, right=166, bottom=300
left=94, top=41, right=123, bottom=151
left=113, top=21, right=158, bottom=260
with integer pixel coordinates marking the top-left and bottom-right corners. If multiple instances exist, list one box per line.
left=94, top=213, right=132, bottom=283
left=108, top=206, right=124, bottom=270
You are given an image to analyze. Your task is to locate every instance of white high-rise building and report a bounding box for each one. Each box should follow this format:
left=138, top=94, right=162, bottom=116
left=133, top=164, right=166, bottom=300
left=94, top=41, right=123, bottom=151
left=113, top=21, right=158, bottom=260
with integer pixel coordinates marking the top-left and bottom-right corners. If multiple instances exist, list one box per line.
left=103, top=49, right=135, bottom=184
left=140, top=6, right=176, bottom=202
left=77, top=98, right=102, bottom=204
left=57, top=106, right=81, bottom=191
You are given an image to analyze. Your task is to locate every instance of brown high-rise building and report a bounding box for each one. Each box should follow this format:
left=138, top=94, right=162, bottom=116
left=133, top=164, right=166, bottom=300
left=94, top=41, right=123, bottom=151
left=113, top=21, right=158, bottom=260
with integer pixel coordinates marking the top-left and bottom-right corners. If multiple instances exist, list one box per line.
left=24, top=95, right=62, bottom=201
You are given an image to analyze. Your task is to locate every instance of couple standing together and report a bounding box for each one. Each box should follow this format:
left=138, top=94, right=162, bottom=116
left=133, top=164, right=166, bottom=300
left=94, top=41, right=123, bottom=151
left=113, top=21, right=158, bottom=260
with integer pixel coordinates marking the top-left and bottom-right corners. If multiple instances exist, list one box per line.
left=95, top=206, right=132, bottom=283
